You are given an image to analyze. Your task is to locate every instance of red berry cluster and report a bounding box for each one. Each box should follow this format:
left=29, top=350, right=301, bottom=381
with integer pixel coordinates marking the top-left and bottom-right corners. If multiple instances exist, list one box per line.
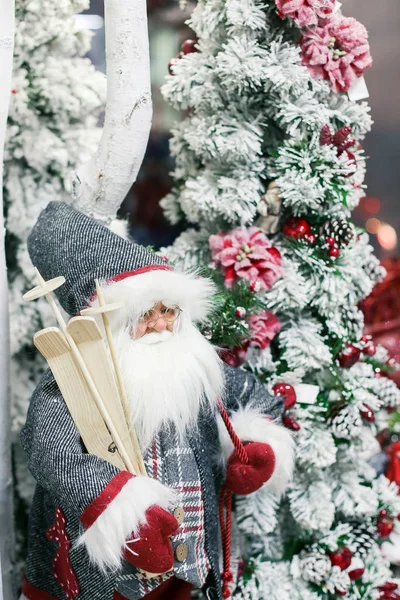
left=379, top=581, right=400, bottom=600
left=329, top=547, right=365, bottom=596
left=329, top=547, right=365, bottom=588
left=329, top=547, right=352, bottom=570
left=325, top=235, right=340, bottom=258
left=283, top=217, right=340, bottom=259
left=283, top=217, right=316, bottom=244
left=377, top=508, right=395, bottom=538
left=273, top=383, right=301, bottom=431
left=168, top=39, right=198, bottom=74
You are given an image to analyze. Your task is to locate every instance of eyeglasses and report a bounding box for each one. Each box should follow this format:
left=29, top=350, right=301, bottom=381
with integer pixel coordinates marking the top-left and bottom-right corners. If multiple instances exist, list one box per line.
left=139, top=305, right=182, bottom=326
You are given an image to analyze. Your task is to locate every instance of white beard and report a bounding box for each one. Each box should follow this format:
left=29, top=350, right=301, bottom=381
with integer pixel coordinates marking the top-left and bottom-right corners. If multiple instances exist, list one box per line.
left=112, top=318, right=224, bottom=451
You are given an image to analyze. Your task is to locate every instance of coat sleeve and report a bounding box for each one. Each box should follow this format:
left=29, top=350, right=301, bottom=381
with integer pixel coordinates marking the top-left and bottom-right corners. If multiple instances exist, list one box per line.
left=218, top=364, right=295, bottom=496
left=20, top=370, right=176, bottom=570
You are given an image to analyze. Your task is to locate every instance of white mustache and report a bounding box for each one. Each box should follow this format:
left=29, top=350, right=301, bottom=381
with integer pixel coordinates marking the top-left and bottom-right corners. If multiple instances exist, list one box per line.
left=136, top=330, right=173, bottom=345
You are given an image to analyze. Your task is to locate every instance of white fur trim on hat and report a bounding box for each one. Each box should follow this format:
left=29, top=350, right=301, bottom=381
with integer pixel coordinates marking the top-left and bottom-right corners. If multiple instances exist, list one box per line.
left=96, top=269, right=216, bottom=325
left=217, top=405, right=295, bottom=497
left=77, top=475, right=177, bottom=571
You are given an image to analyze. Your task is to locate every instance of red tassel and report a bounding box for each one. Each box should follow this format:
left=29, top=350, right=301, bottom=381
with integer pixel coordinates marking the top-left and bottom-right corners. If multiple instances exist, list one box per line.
left=219, top=485, right=233, bottom=598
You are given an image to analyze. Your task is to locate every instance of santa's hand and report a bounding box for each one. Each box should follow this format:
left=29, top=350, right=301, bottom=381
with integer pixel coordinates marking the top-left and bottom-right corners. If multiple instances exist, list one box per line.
left=124, top=505, right=179, bottom=573
left=78, top=474, right=178, bottom=571
left=225, top=441, right=276, bottom=495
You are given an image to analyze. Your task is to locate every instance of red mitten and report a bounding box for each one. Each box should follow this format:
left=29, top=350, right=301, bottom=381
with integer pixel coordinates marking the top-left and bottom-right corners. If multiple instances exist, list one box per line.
left=225, top=441, right=275, bottom=495
left=124, top=505, right=179, bottom=573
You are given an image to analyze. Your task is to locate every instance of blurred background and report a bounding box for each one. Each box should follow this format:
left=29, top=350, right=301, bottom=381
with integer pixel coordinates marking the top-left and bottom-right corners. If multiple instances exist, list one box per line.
left=75, top=0, right=400, bottom=257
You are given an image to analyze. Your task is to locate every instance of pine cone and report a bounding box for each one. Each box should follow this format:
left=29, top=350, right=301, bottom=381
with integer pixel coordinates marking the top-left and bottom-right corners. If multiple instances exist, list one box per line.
left=347, top=521, right=375, bottom=558
left=321, top=219, right=355, bottom=248
left=298, top=552, right=331, bottom=584
left=329, top=405, right=363, bottom=440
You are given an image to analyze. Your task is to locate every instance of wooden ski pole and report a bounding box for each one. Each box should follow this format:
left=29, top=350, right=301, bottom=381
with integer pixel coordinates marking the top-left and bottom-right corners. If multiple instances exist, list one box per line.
left=94, top=280, right=147, bottom=476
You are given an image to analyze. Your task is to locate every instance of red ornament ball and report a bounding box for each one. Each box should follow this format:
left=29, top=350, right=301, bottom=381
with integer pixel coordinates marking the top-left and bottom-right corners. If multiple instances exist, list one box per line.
left=363, top=341, right=377, bottom=356
left=360, top=404, right=375, bottom=423
left=273, top=383, right=297, bottom=409
left=181, top=39, right=198, bottom=54
left=168, top=57, right=180, bottom=75
left=335, top=591, right=347, bottom=598
left=338, top=344, right=361, bottom=368
left=283, top=217, right=312, bottom=239
left=328, top=246, right=340, bottom=258
left=326, top=236, right=336, bottom=246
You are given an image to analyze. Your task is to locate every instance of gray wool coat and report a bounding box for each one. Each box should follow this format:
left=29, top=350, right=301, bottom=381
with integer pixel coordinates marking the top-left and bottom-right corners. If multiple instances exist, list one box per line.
left=21, top=363, right=284, bottom=600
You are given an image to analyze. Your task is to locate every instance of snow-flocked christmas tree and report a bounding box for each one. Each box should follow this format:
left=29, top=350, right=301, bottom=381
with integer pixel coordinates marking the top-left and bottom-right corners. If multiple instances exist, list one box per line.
left=162, top=1, right=400, bottom=598
left=4, top=0, right=105, bottom=561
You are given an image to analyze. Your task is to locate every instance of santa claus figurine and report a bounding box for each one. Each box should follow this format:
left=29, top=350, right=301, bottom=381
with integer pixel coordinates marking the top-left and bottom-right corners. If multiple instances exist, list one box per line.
left=20, top=202, right=295, bottom=600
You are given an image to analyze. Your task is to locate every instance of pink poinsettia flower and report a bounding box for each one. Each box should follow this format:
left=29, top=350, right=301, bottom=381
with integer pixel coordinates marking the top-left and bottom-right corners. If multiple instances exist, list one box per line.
left=275, top=0, right=335, bottom=28
left=248, top=310, right=281, bottom=350
left=300, top=15, right=372, bottom=93
left=209, top=227, right=283, bottom=290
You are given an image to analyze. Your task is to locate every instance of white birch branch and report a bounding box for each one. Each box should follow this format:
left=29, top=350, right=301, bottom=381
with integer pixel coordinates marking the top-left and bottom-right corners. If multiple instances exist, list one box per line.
left=71, top=0, right=153, bottom=224
left=0, top=0, right=15, bottom=596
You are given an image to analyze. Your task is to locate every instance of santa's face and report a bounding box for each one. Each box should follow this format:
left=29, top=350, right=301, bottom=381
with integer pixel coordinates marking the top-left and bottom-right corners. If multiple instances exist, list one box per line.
left=112, top=302, right=224, bottom=450
left=133, top=302, right=181, bottom=339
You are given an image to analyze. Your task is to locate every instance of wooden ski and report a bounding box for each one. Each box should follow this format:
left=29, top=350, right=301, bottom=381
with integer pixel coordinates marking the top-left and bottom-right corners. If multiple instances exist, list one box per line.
left=66, top=316, right=141, bottom=475
left=34, top=327, right=126, bottom=470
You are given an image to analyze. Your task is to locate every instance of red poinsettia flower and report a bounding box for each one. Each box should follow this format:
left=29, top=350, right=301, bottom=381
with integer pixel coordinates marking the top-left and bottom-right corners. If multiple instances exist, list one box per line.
left=209, top=227, right=282, bottom=290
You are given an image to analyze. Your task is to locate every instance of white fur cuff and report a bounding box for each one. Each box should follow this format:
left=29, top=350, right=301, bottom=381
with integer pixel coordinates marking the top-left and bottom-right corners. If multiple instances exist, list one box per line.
left=77, top=476, right=177, bottom=571
left=218, top=406, right=295, bottom=497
